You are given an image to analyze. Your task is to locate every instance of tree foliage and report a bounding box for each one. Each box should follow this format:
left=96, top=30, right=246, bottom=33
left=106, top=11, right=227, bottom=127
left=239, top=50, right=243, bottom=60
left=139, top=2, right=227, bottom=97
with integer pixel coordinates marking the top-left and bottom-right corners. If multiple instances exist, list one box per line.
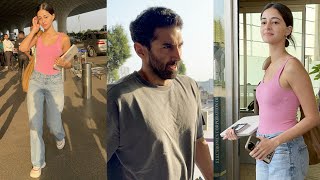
left=107, top=25, right=131, bottom=82
left=178, top=62, right=186, bottom=75
left=214, top=18, right=224, bottom=43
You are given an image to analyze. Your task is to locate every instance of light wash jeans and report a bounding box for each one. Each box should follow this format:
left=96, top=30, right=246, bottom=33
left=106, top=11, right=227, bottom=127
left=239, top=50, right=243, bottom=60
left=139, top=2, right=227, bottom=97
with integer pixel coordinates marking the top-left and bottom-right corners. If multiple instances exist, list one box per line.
left=27, top=70, right=65, bottom=167
left=256, top=132, right=309, bottom=180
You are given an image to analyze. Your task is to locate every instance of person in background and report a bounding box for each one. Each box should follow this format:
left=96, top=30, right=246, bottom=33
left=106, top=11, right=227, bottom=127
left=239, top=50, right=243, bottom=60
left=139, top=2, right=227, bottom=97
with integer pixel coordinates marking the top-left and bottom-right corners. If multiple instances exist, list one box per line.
left=14, top=31, right=29, bottom=80
left=223, top=3, right=320, bottom=180
left=0, top=38, right=4, bottom=67
left=19, top=2, right=71, bottom=178
left=3, top=34, right=14, bottom=71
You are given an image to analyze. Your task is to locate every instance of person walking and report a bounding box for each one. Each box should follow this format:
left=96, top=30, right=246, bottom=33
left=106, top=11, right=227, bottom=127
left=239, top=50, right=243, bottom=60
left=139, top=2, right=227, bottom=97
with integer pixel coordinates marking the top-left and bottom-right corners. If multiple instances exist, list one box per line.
left=19, top=2, right=71, bottom=178
left=14, top=31, right=29, bottom=80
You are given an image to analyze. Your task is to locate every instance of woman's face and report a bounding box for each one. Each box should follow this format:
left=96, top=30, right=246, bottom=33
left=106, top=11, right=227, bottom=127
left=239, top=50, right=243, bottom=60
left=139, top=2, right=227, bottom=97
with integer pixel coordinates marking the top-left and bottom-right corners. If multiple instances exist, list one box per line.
left=260, top=8, right=292, bottom=46
left=37, top=9, right=55, bottom=30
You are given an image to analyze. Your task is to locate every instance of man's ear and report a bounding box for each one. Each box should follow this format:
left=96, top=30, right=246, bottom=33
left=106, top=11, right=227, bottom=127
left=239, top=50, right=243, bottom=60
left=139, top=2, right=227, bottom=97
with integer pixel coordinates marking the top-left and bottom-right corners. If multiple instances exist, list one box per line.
left=134, top=42, right=148, bottom=60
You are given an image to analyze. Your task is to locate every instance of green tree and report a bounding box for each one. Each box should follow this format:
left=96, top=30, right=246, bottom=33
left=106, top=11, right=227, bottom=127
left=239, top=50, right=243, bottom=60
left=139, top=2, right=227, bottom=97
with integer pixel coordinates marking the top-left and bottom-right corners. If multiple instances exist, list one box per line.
left=107, top=24, right=131, bottom=82
left=214, top=18, right=224, bottom=43
left=178, top=62, right=186, bottom=75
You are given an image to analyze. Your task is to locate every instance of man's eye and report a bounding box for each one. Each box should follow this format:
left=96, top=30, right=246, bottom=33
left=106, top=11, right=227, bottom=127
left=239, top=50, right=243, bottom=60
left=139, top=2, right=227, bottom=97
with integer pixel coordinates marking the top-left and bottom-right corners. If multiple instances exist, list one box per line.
left=163, top=45, right=171, bottom=49
left=261, top=22, right=266, bottom=25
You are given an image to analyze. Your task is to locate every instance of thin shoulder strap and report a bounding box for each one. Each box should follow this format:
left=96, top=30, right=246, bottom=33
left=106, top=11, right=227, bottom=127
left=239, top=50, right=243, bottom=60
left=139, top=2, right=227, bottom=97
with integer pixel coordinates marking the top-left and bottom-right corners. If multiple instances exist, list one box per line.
left=276, top=58, right=291, bottom=78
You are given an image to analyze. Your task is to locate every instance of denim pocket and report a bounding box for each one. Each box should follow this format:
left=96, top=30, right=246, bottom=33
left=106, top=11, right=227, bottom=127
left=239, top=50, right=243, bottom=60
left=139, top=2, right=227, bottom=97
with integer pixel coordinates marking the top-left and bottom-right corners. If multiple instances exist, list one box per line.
left=298, top=144, right=309, bottom=176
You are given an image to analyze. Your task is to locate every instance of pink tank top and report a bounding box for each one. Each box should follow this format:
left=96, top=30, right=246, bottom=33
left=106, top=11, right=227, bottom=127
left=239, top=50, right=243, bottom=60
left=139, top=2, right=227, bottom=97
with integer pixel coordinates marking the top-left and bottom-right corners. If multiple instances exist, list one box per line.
left=256, top=58, right=300, bottom=134
left=35, top=33, right=63, bottom=75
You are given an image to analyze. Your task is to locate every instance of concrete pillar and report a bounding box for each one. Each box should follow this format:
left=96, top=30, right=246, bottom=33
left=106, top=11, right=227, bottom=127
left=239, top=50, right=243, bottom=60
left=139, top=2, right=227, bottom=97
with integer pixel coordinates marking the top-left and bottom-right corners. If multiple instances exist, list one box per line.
left=56, top=12, right=68, bottom=33
left=18, top=24, right=25, bottom=33
left=55, top=8, right=72, bottom=33
left=314, top=5, right=320, bottom=61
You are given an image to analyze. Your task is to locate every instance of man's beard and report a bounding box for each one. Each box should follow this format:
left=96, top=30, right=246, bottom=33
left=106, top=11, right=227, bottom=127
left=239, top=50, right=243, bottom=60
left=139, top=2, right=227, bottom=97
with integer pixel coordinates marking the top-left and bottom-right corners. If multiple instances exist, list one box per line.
left=148, top=51, right=180, bottom=80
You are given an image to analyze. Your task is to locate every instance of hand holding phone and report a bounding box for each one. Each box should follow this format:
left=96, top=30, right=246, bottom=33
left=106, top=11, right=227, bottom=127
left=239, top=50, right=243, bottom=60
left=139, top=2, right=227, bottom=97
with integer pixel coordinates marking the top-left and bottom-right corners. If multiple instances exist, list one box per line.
left=245, top=135, right=274, bottom=164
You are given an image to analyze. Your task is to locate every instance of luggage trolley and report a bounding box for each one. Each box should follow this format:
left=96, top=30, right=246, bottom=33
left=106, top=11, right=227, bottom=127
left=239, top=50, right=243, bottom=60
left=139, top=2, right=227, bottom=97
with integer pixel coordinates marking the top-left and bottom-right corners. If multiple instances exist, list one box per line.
left=71, top=48, right=87, bottom=78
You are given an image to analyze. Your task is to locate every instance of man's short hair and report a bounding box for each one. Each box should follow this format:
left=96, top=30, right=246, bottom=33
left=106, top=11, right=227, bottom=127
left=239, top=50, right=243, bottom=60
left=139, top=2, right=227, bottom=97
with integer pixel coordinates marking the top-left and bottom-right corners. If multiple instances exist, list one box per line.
left=19, top=31, right=25, bottom=35
left=129, top=7, right=183, bottom=49
left=4, top=34, right=8, bottom=36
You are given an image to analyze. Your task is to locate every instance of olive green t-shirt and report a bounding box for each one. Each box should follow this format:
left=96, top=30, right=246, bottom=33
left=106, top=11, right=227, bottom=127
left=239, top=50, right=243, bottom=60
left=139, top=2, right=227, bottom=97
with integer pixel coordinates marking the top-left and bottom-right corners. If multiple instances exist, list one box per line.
left=107, top=71, right=204, bottom=180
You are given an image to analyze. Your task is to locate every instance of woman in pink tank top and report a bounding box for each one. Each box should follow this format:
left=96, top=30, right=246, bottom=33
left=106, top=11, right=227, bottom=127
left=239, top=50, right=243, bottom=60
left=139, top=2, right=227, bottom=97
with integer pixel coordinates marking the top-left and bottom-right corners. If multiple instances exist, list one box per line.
left=224, top=3, right=320, bottom=179
left=19, top=2, right=71, bottom=178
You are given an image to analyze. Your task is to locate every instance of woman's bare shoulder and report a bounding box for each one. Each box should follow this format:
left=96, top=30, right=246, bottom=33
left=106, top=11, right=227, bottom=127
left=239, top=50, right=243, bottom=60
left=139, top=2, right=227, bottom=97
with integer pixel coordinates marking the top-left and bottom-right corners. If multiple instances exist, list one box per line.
left=284, top=56, right=307, bottom=76
left=59, top=32, right=69, bottom=39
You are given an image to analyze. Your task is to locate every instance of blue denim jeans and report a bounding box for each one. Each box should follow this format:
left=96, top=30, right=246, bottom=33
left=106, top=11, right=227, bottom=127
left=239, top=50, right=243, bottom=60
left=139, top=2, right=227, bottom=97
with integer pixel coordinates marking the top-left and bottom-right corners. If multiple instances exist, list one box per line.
left=256, top=132, right=309, bottom=180
left=27, top=70, right=65, bottom=167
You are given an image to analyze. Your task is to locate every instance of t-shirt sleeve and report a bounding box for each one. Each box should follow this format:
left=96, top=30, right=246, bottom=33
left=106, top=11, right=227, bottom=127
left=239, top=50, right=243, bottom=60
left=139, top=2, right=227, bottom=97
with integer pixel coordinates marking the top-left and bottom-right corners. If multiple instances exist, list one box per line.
left=107, top=98, right=120, bottom=162
left=196, top=109, right=204, bottom=139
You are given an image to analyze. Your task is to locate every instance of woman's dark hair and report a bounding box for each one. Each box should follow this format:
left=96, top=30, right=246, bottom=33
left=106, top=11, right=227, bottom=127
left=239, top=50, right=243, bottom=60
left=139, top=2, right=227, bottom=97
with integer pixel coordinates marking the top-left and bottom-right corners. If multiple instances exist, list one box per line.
left=36, top=2, right=55, bottom=16
left=261, top=3, right=295, bottom=48
left=130, top=7, right=183, bottom=50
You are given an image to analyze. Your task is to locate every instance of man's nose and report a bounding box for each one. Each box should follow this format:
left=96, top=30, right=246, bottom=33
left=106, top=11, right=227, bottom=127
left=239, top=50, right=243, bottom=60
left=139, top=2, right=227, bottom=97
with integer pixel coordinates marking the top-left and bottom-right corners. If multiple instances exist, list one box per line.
left=172, top=46, right=182, bottom=61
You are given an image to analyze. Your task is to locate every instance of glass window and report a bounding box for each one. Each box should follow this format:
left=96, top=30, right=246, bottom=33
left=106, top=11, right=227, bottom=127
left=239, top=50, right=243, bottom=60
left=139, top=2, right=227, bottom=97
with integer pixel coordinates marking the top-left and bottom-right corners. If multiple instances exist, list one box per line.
left=251, top=41, right=268, bottom=57
left=251, top=13, right=261, bottom=26
left=293, top=19, right=302, bottom=33
left=251, top=26, right=262, bottom=42
left=292, top=32, right=302, bottom=47
left=306, top=34, right=315, bottom=48
left=306, top=5, right=316, bottom=21
left=246, top=25, right=252, bottom=41
left=306, top=21, right=315, bottom=35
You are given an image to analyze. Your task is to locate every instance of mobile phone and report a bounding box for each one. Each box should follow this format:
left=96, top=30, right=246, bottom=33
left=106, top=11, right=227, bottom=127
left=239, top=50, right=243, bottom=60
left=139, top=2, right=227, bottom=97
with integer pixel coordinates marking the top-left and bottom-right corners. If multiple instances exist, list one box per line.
left=232, top=123, right=248, bottom=134
left=245, top=135, right=274, bottom=164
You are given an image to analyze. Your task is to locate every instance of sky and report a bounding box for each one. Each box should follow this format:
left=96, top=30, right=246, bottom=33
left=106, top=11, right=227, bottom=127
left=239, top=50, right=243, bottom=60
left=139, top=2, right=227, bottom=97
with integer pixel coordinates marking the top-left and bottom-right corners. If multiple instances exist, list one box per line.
left=22, top=8, right=106, bottom=34
left=108, top=0, right=214, bottom=81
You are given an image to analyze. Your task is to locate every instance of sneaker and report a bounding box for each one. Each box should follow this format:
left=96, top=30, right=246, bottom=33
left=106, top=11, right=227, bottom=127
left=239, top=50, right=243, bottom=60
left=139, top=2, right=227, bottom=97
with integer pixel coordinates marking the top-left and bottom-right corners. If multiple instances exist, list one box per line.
left=30, top=162, right=46, bottom=178
left=56, top=138, right=65, bottom=150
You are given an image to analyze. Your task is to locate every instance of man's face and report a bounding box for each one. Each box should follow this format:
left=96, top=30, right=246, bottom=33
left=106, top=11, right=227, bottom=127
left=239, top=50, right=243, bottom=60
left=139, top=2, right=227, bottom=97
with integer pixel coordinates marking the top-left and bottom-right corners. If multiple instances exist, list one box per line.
left=147, top=26, right=183, bottom=80
left=4, top=35, right=8, bottom=40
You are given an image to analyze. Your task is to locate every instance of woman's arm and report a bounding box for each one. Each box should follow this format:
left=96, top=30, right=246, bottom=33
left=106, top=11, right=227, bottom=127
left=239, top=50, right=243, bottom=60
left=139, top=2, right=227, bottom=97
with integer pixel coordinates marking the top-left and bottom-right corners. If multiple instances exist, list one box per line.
left=272, top=58, right=320, bottom=146
left=54, top=33, right=72, bottom=69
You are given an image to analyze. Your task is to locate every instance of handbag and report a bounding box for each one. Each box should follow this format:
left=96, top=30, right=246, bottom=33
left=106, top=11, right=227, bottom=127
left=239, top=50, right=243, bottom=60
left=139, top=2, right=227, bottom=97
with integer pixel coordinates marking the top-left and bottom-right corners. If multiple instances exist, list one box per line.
left=22, top=56, right=35, bottom=92
left=300, top=107, right=320, bottom=165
